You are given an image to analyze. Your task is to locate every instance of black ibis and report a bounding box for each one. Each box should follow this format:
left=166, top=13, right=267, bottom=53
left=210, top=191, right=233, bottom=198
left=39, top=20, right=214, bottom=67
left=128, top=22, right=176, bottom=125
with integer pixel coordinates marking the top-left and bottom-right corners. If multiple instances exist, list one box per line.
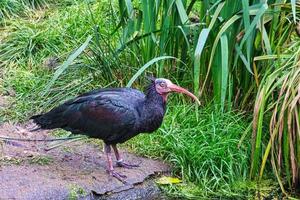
left=30, top=78, right=200, bottom=182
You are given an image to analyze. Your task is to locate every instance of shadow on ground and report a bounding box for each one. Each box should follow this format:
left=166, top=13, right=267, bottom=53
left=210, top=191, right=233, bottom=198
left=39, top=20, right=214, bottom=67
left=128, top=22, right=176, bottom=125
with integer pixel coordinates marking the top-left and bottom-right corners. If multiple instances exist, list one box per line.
left=0, top=122, right=170, bottom=199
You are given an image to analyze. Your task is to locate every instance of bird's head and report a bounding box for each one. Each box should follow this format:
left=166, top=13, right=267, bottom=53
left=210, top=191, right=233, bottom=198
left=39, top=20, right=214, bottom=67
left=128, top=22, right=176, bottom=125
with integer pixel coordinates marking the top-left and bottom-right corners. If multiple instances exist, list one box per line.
left=151, top=77, right=200, bottom=105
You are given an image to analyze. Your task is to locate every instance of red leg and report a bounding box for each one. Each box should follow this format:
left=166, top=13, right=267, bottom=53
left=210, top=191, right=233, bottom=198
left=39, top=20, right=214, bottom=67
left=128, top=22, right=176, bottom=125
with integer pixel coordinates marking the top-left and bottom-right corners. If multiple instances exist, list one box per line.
left=112, top=144, right=140, bottom=169
left=104, top=144, right=127, bottom=182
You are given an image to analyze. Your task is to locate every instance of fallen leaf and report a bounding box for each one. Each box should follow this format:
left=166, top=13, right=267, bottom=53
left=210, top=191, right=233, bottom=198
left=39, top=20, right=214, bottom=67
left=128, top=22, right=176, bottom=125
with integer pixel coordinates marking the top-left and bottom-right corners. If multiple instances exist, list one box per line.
left=156, top=176, right=182, bottom=185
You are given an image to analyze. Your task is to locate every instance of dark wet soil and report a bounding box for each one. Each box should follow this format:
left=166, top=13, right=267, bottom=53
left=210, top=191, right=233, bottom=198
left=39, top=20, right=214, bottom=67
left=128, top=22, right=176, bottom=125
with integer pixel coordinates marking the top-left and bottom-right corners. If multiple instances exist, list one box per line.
left=0, top=122, right=170, bottom=199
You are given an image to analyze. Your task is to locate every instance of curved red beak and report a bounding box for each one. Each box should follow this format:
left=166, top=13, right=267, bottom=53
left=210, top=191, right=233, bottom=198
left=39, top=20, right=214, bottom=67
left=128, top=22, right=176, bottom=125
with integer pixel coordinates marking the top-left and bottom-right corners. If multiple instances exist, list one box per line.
left=168, top=83, right=201, bottom=105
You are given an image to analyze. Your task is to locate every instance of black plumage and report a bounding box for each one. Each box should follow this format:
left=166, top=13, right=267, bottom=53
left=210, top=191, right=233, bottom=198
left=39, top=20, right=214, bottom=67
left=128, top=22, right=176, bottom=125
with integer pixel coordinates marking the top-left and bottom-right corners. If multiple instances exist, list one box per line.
left=31, top=83, right=165, bottom=144
left=30, top=78, right=199, bottom=182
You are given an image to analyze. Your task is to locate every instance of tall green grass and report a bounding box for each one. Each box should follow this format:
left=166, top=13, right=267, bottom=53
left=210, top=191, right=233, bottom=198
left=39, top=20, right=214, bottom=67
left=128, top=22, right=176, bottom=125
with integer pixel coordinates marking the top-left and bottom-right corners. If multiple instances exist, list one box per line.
left=112, top=0, right=280, bottom=111
left=247, top=1, right=300, bottom=194
left=127, top=105, right=251, bottom=198
left=251, top=36, right=300, bottom=193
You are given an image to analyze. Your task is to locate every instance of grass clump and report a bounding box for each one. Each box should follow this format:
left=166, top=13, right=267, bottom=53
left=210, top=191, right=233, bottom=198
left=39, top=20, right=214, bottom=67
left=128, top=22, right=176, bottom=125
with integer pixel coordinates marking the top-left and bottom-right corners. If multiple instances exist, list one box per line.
left=29, top=155, right=53, bottom=165
left=68, top=184, right=87, bottom=200
left=251, top=35, right=300, bottom=193
left=0, top=0, right=39, bottom=21
left=127, top=104, right=251, bottom=198
left=0, top=154, right=53, bottom=166
left=0, top=1, right=102, bottom=67
left=0, top=0, right=81, bottom=24
left=0, top=155, right=22, bottom=165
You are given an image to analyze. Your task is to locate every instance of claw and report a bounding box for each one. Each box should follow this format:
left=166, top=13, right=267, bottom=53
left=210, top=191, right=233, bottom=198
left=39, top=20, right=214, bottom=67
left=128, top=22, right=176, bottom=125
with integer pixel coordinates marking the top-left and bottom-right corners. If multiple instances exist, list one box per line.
left=107, top=169, right=127, bottom=183
left=116, top=160, right=141, bottom=169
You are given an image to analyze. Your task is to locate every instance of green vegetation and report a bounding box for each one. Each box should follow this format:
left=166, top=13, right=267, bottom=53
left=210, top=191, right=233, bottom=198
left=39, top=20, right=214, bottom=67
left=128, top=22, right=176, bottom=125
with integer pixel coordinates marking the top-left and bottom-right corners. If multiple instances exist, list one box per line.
left=1, top=1, right=114, bottom=121
left=0, top=155, right=22, bottom=165
left=116, top=0, right=300, bottom=197
left=0, top=0, right=299, bottom=198
left=251, top=35, right=300, bottom=193
left=0, top=154, right=53, bottom=165
left=68, top=184, right=87, bottom=200
left=127, top=105, right=251, bottom=198
left=114, top=0, right=297, bottom=111
left=0, top=0, right=49, bottom=23
left=29, top=154, right=53, bottom=165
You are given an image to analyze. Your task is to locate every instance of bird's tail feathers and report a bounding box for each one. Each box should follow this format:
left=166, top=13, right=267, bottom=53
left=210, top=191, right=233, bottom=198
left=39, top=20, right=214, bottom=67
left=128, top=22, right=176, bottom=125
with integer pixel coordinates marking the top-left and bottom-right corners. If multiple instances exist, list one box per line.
left=28, top=114, right=42, bottom=131
left=30, top=109, right=66, bottom=130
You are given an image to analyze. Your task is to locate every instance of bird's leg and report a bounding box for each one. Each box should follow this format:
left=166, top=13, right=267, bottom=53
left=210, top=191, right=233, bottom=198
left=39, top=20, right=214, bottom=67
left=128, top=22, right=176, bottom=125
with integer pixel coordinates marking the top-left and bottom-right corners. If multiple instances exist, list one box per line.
left=104, top=144, right=127, bottom=182
left=112, top=144, right=140, bottom=169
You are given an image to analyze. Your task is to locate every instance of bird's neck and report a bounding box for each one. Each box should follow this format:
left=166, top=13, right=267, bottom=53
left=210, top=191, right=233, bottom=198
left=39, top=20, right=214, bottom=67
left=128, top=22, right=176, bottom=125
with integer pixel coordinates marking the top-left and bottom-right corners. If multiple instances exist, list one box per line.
left=145, top=83, right=166, bottom=107
left=137, top=83, right=166, bottom=133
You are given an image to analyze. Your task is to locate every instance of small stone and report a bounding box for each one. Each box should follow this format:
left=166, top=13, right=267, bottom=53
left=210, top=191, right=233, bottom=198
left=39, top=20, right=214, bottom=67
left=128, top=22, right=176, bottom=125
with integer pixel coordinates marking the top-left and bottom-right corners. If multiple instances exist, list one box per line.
left=0, top=96, right=10, bottom=108
left=296, top=22, right=300, bottom=37
left=43, top=56, right=60, bottom=70
left=24, top=151, right=35, bottom=157
left=8, top=88, right=16, bottom=97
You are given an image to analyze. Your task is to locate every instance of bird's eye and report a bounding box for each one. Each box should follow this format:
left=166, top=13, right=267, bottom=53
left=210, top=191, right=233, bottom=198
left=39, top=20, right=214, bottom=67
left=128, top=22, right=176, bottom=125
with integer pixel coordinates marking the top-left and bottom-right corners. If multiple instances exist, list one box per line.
left=159, top=82, right=166, bottom=87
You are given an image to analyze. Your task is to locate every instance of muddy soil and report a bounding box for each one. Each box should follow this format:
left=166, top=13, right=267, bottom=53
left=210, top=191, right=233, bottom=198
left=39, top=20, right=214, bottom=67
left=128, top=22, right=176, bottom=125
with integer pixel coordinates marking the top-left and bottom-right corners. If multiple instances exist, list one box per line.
left=0, top=122, right=170, bottom=200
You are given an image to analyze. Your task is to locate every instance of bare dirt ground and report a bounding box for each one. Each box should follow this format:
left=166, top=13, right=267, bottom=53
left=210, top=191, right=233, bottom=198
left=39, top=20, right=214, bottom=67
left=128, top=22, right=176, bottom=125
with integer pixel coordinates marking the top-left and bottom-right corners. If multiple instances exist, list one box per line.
left=0, top=122, right=169, bottom=200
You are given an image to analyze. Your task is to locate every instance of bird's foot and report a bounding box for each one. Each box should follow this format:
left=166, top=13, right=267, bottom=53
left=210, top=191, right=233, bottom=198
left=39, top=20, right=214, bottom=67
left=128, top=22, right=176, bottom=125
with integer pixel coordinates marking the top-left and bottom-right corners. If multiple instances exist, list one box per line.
left=116, top=160, right=141, bottom=169
left=107, top=169, right=127, bottom=184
